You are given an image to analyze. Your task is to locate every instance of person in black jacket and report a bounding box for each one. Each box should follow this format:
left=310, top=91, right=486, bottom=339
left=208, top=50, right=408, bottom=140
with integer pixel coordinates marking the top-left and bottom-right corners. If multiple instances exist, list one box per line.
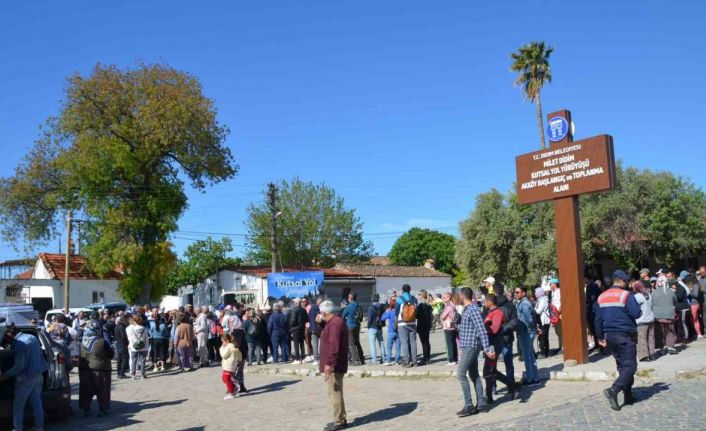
left=113, top=314, right=129, bottom=379
left=288, top=298, right=308, bottom=364
left=495, top=284, right=518, bottom=392
left=259, top=306, right=272, bottom=363
left=416, top=291, right=434, bottom=365
left=367, top=294, right=386, bottom=364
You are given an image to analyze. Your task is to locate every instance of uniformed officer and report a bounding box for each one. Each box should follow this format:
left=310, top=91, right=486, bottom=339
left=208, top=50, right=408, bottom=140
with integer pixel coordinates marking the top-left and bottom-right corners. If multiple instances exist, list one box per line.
left=594, top=269, right=642, bottom=411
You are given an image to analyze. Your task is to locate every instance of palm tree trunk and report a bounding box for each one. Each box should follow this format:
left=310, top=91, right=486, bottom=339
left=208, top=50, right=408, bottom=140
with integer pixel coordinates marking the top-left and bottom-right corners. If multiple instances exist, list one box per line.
left=536, top=91, right=545, bottom=149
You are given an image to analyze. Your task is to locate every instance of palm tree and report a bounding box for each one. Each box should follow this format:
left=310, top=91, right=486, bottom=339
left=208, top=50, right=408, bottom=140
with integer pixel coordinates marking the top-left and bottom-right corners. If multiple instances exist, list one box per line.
left=510, top=41, right=554, bottom=149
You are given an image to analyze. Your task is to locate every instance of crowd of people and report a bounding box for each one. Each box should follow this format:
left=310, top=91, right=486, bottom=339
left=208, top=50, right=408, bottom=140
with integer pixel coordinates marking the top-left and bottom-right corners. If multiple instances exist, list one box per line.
left=6, top=263, right=706, bottom=430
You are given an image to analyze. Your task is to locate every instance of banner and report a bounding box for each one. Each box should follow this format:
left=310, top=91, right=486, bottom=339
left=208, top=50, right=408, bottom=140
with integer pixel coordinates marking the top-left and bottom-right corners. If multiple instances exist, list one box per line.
left=266, top=271, right=324, bottom=299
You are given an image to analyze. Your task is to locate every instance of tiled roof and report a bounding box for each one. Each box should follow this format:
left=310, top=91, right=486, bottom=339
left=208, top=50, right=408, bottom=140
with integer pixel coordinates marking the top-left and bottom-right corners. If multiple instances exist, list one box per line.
left=15, top=269, right=33, bottom=279
left=335, top=264, right=451, bottom=278
left=222, top=265, right=368, bottom=279
left=38, top=253, right=121, bottom=280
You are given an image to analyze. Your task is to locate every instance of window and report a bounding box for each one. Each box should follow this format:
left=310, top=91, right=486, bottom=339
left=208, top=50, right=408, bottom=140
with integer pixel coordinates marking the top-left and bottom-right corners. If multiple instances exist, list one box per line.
left=92, top=291, right=105, bottom=303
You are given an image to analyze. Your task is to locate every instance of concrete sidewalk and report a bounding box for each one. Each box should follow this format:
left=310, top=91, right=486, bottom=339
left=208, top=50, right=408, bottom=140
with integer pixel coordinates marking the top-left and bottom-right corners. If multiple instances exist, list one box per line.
left=245, top=328, right=706, bottom=383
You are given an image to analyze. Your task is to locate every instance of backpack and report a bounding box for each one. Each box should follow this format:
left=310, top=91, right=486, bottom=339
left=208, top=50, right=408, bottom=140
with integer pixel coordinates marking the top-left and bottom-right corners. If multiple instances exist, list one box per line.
left=549, top=304, right=561, bottom=325
left=401, top=299, right=417, bottom=323
left=355, top=304, right=364, bottom=323
left=132, top=327, right=146, bottom=350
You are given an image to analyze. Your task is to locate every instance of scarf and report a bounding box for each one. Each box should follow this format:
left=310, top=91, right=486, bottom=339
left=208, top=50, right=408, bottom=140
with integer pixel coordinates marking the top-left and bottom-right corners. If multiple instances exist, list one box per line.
left=82, top=321, right=101, bottom=353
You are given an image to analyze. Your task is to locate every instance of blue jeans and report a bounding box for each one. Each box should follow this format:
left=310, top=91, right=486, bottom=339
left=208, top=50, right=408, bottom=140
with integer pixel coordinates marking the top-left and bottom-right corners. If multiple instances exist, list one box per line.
left=271, top=332, right=289, bottom=364
left=501, top=341, right=515, bottom=384
left=398, top=324, right=418, bottom=365
left=386, top=332, right=400, bottom=364
left=518, top=331, right=538, bottom=382
left=13, top=373, right=44, bottom=431
left=457, top=347, right=485, bottom=409
left=368, top=327, right=385, bottom=364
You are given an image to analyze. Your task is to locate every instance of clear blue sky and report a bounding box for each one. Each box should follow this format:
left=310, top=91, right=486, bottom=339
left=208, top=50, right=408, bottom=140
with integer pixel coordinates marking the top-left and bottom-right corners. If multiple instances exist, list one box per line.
left=1, top=1, right=705, bottom=262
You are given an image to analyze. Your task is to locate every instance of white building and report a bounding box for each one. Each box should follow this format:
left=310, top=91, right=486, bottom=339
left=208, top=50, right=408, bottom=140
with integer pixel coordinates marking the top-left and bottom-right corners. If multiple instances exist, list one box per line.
left=0, top=253, right=123, bottom=315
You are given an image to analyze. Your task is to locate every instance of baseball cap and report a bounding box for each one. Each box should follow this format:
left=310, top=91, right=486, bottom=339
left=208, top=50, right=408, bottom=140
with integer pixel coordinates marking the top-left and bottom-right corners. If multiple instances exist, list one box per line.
left=639, top=268, right=650, bottom=275
left=613, top=270, right=629, bottom=282
left=679, top=270, right=689, bottom=280
left=549, top=278, right=559, bottom=285
left=483, top=276, right=495, bottom=285
left=650, top=276, right=657, bottom=282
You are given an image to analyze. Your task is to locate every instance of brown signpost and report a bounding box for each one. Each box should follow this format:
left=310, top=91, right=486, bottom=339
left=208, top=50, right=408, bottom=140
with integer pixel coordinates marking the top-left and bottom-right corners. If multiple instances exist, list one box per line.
left=515, top=109, right=616, bottom=365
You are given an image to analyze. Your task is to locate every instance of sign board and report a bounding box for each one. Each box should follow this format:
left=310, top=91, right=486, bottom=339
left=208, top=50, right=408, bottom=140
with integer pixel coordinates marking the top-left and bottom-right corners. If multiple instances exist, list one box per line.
left=266, top=271, right=324, bottom=299
left=547, top=116, right=569, bottom=142
left=515, top=134, right=616, bottom=205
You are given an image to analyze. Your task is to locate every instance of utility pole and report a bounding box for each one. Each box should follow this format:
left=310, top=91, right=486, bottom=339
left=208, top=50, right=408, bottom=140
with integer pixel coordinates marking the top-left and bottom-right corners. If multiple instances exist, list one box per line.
left=267, top=183, right=279, bottom=273
left=63, top=210, right=73, bottom=313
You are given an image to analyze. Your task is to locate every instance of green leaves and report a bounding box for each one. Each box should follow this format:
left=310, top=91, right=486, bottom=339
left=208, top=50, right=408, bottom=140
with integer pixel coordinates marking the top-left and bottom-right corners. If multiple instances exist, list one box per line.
left=510, top=41, right=553, bottom=102
left=0, top=62, right=236, bottom=303
left=245, top=178, right=373, bottom=268
left=388, top=227, right=456, bottom=274
left=165, top=237, right=241, bottom=295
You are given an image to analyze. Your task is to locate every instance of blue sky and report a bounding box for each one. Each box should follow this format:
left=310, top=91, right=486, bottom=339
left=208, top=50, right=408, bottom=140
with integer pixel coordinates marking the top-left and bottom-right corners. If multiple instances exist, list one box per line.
left=1, top=1, right=705, bottom=263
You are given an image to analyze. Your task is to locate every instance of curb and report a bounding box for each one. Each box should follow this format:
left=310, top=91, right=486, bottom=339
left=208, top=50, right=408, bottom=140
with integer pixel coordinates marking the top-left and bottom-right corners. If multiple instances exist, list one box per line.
left=243, top=366, right=619, bottom=382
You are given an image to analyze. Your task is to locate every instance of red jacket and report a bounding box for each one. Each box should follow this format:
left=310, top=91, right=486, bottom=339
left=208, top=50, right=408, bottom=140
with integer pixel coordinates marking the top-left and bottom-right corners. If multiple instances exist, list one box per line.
left=319, top=315, right=349, bottom=374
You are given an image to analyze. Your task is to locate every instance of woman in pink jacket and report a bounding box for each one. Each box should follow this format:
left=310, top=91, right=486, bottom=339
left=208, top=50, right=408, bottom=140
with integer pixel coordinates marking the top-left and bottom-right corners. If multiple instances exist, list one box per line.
left=440, top=292, right=458, bottom=364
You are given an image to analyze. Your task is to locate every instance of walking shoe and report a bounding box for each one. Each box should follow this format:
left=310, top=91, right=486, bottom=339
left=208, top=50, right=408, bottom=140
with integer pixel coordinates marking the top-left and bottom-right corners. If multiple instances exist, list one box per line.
left=456, top=406, right=479, bottom=417
left=624, top=390, right=635, bottom=405
left=447, top=361, right=457, bottom=365
left=603, top=388, right=620, bottom=411
left=323, top=421, right=347, bottom=431
left=224, top=394, right=236, bottom=400
left=383, top=362, right=391, bottom=366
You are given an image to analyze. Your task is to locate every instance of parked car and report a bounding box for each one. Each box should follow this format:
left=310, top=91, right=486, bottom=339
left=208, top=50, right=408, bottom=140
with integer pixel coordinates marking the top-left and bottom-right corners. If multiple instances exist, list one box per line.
left=0, top=311, right=72, bottom=427
left=84, top=302, right=127, bottom=315
left=44, top=307, right=92, bottom=328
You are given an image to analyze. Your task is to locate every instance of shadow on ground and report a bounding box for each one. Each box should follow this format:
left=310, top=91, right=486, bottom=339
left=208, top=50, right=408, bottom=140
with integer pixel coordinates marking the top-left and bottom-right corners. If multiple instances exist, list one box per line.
left=46, top=399, right=187, bottom=431
left=245, top=379, right=300, bottom=396
left=348, top=402, right=417, bottom=428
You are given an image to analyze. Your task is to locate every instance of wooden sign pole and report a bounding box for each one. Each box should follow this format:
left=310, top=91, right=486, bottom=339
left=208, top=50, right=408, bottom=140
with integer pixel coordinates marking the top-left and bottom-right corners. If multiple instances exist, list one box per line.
left=549, top=109, right=588, bottom=364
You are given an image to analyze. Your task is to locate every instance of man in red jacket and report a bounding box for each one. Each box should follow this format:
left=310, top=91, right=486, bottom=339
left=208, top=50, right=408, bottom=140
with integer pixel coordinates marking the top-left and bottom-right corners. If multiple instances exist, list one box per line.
left=319, top=300, right=349, bottom=431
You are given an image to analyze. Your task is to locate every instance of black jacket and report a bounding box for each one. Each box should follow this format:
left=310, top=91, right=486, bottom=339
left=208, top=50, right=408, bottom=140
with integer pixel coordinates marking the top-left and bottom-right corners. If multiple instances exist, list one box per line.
left=416, top=302, right=433, bottom=332
left=288, top=306, right=308, bottom=332
left=496, top=294, right=518, bottom=344
left=114, top=322, right=128, bottom=351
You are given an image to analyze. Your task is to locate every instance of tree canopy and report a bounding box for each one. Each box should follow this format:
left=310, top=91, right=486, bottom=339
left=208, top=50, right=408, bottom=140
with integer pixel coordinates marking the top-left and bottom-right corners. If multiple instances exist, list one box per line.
left=166, top=237, right=242, bottom=295
left=388, top=227, right=456, bottom=274
left=245, top=178, right=373, bottom=267
left=0, top=63, right=236, bottom=303
left=456, top=165, right=706, bottom=287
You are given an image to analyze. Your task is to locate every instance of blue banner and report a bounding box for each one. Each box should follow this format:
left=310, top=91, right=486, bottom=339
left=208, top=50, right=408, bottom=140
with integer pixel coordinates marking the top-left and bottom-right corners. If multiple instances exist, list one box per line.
left=267, top=271, right=324, bottom=299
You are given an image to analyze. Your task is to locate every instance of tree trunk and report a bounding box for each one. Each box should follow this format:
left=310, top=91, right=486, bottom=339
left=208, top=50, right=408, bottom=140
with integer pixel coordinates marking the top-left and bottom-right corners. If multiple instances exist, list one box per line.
left=536, top=91, right=546, bottom=149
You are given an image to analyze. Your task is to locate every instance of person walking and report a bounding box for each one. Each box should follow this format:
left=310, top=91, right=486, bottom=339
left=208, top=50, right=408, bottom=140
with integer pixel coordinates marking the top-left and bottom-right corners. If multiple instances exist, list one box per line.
left=367, top=294, right=386, bottom=365
left=126, top=315, right=149, bottom=380
left=395, top=284, right=419, bottom=367
left=440, top=292, right=458, bottom=365
left=381, top=302, right=400, bottom=365
left=456, top=287, right=496, bottom=418
left=495, top=284, right=518, bottom=392
left=515, top=286, right=540, bottom=386
left=534, top=288, right=551, bottom=358
left=482, top=294, right=515, bottom=404
left=78, top=320, right=114, bottom=417
left=416, top=290, right=433, bottom=365
left=219, top=333, right=243, bottom=399
left=341, top=293, right=365, bottom=366
left=595, top=270, right=642, bottom=411
left=268, top=302, right=290, bottom=364
left=319, top=300, right=349, bottom=431
left=633, top=278, right=656, bottom=362
left=0, top=324, right=49, bottom=431
left=114, top=315, right=130, bottom=378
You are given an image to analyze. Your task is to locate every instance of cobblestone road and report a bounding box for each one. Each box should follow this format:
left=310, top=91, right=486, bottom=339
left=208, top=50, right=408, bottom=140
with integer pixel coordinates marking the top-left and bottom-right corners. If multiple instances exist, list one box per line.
left=43, top=362, right=706, bottom=431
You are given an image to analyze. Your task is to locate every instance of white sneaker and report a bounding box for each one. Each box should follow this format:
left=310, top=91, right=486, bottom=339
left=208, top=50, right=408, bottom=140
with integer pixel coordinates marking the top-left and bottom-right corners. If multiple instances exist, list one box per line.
left=224, top=394, right=236, bottom=400
left=588, top=342, right=596, bottom=349
left=383, top=362, right=391, bottom=366
left=447, top=362, right=457, bottom=366
left=293, top=360, right=301, bottom=365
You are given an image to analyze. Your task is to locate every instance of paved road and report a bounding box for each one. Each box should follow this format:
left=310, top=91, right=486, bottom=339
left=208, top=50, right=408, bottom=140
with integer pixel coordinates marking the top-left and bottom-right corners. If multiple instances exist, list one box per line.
left=44, top=361, right=706, bottom=431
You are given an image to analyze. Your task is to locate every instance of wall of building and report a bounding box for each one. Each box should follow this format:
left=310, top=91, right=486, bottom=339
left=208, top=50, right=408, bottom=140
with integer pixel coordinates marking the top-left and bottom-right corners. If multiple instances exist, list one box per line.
left=374, top=276, right=452, bottom=301
left=20, top=279, right=122, bottom=309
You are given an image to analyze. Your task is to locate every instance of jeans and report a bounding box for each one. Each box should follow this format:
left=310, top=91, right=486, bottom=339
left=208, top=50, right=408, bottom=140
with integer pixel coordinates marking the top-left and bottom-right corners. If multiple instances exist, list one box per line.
left=386, top=332, right=400, bottom=364
left=368, top=327, right=385, bottom=364
left=130, top=350, right=147, bottom=376
left=13, top=373, right=44, bottom=431
left=457, top=347, right=485, bottom=409
left=247, top=341, right=262, bottom=364
left=444, top=330, right=458, bottom=363
left=271, top=332, right=289, bottom=363
left=518, top=331, right=538, bottom=382
left=311, top=333, right=321, bottom=361
left=500, top=342, right=515, bottom=386
left=116, top=346, right=129, bottom=376
left=398, top=324, right=418, bottom=365
left=348, top=326, right=365, bottom=365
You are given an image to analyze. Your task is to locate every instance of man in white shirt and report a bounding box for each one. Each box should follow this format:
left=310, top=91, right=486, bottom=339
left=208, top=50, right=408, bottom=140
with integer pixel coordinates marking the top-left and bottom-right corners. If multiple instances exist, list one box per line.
left=193, top=307, right=209, bottom=367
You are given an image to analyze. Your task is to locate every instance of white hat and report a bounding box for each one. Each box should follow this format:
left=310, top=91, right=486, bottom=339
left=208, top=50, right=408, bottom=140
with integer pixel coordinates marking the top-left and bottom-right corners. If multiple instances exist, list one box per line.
left=483, top=276, right=495, bottom=285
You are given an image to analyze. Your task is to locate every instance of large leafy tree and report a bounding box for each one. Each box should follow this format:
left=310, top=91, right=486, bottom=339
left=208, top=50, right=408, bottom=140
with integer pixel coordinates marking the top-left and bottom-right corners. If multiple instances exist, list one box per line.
left=0, top=63, right=237, bottom=303
left=388, top=227, right=457, bottom=274
left=246, top=178, right=373, bottom=268
left=456, top=165, right=706, bottom=286
left=166, top=237, right=242, bottom=294
left=510, top=41, right=553, bottom=149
